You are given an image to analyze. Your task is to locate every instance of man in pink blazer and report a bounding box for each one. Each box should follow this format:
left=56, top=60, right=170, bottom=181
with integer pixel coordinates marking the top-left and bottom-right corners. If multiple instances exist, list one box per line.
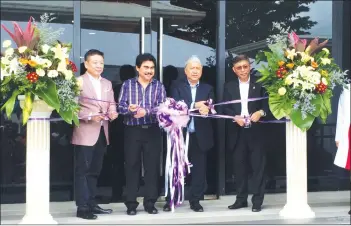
left=71, top=49, right=118, bottom=220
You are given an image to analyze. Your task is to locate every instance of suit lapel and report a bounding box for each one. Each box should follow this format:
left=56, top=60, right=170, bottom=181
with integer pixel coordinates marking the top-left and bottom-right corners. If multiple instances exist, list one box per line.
left=248, top=75, right=256, bottom=98
left=232, top=79, right=241, bottom=113
left=248, top=76, right=256, bottom=112
left=83, top=73, right=103, bottom=110
left=100, top=79, right=107, bottom=110
left=182, top=79, right=192, bottom=104
left=195, top=82, right=203, bottom=102
left=83, top=74, right=97, bottom=99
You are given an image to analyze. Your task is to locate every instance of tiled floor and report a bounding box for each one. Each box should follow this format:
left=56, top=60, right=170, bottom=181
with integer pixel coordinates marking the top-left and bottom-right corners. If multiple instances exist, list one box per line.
left=1, top=191, right=350, bottom=225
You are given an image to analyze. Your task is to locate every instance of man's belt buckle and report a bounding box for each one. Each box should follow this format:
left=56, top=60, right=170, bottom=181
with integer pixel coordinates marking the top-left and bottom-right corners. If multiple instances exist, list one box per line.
left=141, top=125, right=149, bottom=129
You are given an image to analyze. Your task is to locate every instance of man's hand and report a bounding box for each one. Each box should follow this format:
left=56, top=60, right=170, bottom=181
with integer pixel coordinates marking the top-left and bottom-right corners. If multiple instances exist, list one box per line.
left=336, top=141, right=339, bottom=148
left=234, top=115, right=245, bottom=127
left=250, top=111, right=262, bottom=122
left=134, top=108, right=146, bottom=118
left=128, top=104, right=139, bottom=112
left=92, top=115, right=105, bottom=123
left=199, top=105, right=209, bottom=115
left=194, top=101, right=207, bottom=109
left=108, top=112, right=118, bottom=121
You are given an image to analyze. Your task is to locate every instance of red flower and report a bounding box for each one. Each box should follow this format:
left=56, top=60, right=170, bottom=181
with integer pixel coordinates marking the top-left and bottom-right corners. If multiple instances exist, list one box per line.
left=26, top=72, right=39, bottom=83
left=315, top=82, right=327, bottom=94
left=69, top=61, right=77, bottom=72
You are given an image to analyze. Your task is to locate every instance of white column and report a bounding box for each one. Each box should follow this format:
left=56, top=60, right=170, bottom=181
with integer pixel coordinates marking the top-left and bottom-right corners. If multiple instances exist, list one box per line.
left=18, top=96, right=57, bottom=224
left=279, top=120, right=315, bottom=219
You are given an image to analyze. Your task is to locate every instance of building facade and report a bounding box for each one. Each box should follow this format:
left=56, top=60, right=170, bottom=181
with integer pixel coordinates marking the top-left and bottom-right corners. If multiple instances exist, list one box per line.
left=1, top=0, right=350, bottom=204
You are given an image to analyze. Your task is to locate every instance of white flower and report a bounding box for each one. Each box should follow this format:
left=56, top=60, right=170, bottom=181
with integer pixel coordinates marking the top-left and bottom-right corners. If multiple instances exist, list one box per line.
left=36, top=68, right=45, bottom=77
left=320, top=58, right=331, bottom=65
left=322, top=77, right=328, bottom=85
left=2, top=40, right=11, bottom=48
left=285, top=66, right=322, bottom=91
left=18, top=46, right=27, bottom=53
left=298, top=52, right=312, bottom=63
left=30, top=55, right=45, bottom=65
left=57, top=59, right=67, bottom=72
left=285, top=48, right=297, bottom=61
left=47, top=70, right=58, bottom=78
left=76, top=76, right=83, bottom=90
left=278, top=87, right=286, bottom=96
left=51, top=44, right=69, bottom=60
left=322, top=48, right=330, bottom=55
left=63, top=70, right=74, bottom=80
left=41, top=44, right=51, bottom=54
left=285, top=75, right=294, bottom=85
left=301, top=81, right=315, bottom=91
left=9, top=58, right=19, bottom=74
left=5, top=48, right=14, bottom=56
left=1, top=56, right=10, bottom=65
left=42, top=59, right=52, bottom=68
left=0, top=68, right=10, bottom=80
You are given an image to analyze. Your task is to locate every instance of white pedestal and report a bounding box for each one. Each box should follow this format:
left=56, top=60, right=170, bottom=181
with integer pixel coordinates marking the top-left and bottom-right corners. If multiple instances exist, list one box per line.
left=18, top=96, right=57, bottom=224
left=279, top=120, right=315, bottom=219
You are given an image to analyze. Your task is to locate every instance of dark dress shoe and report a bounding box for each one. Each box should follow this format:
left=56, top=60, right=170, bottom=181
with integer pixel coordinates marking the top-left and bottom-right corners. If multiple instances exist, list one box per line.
left=127, top=208, right=137, bottom=215
left=163, top=203, right=172, bottom=212
left=91, top=205, right=113, bottom=214
left=252, top=205, right=262, bottom=212
left=190, top=202, right=204, bottom=212
left=228, top=201, right=248, bottom=210
left=77, top=210, right=97, bottom=220
left=144, top=206, right=158, bottom=214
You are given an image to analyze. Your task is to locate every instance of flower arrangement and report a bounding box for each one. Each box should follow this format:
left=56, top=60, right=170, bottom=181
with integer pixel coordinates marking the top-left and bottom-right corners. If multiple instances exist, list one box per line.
left=256, top=31, right=349, bottom=131
left=0, top=13, right=80, bottom=125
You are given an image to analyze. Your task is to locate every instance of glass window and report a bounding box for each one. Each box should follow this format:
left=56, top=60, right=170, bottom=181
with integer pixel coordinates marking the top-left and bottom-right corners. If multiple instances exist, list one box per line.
left=79, top=0, right=151, bottom=202
left=153, top=0, right=218, bottom=196
left=1, top=0, right=74, bottom=203
left=224, top=0, right=349, bottom=194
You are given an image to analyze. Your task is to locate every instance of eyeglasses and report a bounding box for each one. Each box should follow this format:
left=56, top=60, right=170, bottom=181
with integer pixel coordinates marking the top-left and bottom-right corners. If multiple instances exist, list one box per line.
left=234, top=65, right=249, bottom=71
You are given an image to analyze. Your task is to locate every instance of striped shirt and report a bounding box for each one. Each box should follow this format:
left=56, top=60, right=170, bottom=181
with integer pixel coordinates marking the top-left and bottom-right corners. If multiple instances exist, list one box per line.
left=118, top=77, right=166, bottom=126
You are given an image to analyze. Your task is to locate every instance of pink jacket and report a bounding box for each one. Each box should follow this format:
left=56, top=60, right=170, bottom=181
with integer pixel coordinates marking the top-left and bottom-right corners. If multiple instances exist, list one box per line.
left=71, top=73, right=117, bottom=146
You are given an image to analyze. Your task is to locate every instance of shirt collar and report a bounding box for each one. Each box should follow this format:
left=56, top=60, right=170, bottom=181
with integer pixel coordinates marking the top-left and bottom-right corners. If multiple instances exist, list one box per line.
left=238, top=76, right=250, bottom=84
left=187, top=79, right=200, bottom=88
left=87, top=72, right=102, bottom=81
left=135, top=76, right=156, bottom=84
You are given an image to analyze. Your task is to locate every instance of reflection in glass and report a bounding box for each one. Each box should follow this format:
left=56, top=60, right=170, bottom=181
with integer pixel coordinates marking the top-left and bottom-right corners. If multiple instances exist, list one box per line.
left=0, top=0, right=74, bottom=203
left=224, top=0, right=349, bottom=194
left=152, top=0, right=218, bottom=198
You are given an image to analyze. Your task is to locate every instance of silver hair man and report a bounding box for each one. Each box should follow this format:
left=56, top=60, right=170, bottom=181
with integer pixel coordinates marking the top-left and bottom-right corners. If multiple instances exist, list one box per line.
left=185, top=55, right=202, bottom=68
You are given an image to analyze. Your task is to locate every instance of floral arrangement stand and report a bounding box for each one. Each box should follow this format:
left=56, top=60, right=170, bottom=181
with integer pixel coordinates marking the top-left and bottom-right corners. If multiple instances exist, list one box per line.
left=279, top=119, right=315, bottom=218
left=256, top=27, right=349, bottom=219
left=18, top=95, right=57, bottom=224
left=1, top=14, right=80, bottom=224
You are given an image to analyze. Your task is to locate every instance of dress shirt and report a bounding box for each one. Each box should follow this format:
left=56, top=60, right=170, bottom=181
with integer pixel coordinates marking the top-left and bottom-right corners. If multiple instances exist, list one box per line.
left=188, top=80, right=200, bottom=133
left=87, top=73, right=103, bottom=124
left=118, top=77, right=166, bottom=126
left=88, top=73, right=102, bottom=100
left=239, top=77, right=250, bottom=116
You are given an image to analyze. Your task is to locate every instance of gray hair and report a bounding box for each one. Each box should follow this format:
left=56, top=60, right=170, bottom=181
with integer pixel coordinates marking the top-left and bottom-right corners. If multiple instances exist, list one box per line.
left=185, top=55, right=202, bottom=67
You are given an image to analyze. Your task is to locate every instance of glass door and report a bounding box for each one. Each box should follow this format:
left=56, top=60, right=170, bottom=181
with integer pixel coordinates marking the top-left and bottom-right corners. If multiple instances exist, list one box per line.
left=79, top=0, right=152, bottom=203
left=151, top=0, right=218, bottom=200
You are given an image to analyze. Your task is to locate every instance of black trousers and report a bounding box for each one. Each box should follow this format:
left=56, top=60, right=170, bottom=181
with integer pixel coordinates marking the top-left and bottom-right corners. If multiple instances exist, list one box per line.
left=124, top=124, right=162, bottom=209
left=166, top=133, right=207, bottom=203
left=74, top=127, right=107, bottom=208
left=232, top=128, right=266, bottom=206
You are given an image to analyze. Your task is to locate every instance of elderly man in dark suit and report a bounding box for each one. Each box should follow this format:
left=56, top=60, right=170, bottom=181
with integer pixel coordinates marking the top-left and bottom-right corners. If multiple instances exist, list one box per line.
left=163, top=55, right=214, bottom=212
left=223, top=54, right=269, bottom=212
